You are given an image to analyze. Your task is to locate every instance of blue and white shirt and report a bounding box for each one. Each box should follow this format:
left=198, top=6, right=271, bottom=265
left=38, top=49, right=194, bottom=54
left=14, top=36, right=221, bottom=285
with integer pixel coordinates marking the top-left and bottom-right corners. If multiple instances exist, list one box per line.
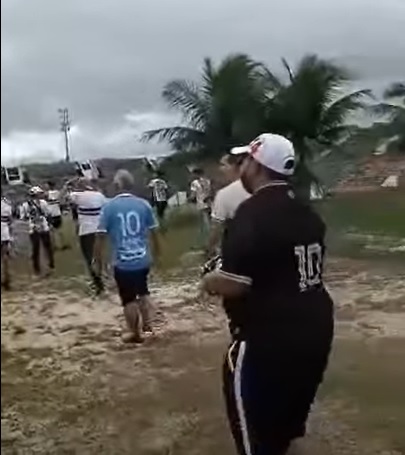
left=98, top=193, right=158, bottom=271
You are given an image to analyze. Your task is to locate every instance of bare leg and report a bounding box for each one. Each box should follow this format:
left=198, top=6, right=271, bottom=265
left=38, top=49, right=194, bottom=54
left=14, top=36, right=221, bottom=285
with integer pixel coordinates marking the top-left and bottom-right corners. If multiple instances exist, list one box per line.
left=139, top=295, right=154, bottom=332
left=123, top=301, right=143, bottom=343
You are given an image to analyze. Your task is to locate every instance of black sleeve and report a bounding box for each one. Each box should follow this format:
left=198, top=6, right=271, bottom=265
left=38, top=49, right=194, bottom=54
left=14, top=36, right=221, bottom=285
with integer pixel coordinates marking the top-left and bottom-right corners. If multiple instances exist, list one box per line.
left=220, top=204, right=258, bottom=285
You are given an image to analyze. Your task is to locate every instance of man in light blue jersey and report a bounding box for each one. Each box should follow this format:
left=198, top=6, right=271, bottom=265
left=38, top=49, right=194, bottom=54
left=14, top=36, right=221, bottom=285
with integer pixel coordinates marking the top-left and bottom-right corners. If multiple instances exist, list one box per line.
left=94, top=170, right=161, bottom=343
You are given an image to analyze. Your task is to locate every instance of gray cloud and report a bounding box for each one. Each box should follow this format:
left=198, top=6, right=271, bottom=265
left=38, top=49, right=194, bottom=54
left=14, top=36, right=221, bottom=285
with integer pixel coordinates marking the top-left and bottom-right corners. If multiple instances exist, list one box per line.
left=2, top=0, right=404, bottom=162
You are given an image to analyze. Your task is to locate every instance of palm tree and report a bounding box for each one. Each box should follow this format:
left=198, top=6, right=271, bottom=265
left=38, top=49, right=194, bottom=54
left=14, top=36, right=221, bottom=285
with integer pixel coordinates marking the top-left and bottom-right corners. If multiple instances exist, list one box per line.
left=143, top=53, right=371, bottom=195
left=372, top=82, right=405, bottom=152
left=142, top=54, right=270, bottom=157
left=261, top=55, right=372, bottom=191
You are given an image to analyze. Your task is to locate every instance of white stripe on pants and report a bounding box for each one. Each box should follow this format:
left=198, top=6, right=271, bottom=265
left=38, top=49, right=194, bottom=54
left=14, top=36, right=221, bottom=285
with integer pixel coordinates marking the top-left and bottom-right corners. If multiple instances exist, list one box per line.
left=234, top=341, right=252, bottom=455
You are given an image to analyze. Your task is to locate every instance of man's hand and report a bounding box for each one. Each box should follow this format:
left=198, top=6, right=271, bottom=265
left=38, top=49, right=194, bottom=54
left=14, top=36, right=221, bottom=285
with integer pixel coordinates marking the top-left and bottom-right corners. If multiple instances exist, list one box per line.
left=201, top=270, right=250, bottom=298
left=201, top=272, right=216, bottom=294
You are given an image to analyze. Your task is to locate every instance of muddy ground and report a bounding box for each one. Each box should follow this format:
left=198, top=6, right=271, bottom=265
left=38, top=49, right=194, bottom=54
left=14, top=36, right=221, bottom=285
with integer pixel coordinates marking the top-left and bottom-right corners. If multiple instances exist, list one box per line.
left=2, top=259, right=405, bottom=454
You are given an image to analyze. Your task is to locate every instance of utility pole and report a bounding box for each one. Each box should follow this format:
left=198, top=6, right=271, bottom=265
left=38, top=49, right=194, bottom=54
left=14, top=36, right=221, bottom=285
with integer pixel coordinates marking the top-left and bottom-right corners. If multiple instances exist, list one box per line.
left=58, top=108, right=71, bottom=162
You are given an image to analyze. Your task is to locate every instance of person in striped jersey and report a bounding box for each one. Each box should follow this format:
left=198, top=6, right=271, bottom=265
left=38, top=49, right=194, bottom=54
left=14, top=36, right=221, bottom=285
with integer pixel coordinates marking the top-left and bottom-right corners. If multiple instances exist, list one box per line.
left=70, top=179, right=107, bottom=295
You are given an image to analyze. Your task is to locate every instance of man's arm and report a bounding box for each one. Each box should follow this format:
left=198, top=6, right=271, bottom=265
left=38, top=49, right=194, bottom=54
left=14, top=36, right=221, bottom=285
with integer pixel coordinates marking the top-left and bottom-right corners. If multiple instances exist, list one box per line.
left=206, top=221, right=223, bottom=258
left=20, top=203, right=28, bottom=220
left=145, top=202, right=161, bottom=262
left=206, top=190, right=228, bottom=257
left=149, top=228, right=161, bottom=261
left=188, top=180, right=198, bottom=203
left=93, top=205, right=109, bottom=274
left=202, top=270, right=250, bottom=298
left=202, top=205, right=256, bottom=299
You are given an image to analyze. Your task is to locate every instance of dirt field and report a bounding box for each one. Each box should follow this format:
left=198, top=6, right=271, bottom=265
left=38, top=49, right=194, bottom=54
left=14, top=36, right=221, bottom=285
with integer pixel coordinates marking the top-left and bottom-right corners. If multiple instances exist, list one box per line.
left=2, top=257, right=405, bottom=455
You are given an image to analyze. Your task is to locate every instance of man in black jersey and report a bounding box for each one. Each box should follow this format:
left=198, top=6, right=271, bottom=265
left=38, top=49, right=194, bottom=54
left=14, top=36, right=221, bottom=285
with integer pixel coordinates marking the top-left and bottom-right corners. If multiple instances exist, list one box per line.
left=202, top=133, right=334, bottom=455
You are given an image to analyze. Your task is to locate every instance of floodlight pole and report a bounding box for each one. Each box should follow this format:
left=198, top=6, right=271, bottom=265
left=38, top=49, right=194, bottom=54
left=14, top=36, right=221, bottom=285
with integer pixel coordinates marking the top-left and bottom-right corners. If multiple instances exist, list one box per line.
left=58, top=108, right=71, bottom=162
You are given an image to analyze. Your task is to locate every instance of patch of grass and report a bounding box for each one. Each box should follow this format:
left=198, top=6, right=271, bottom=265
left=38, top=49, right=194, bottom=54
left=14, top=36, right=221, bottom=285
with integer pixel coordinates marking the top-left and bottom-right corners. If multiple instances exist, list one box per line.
left=12, top=193, right=405, bottom=279
left=321, top=338, right=405, bottom=452
left=319, top=191, right=405, bottom=238
left=12, top=206, right=201, bottom=278
left=317, top=191, right=405, bottom=262
left=159, top=206, right=200, bottom=270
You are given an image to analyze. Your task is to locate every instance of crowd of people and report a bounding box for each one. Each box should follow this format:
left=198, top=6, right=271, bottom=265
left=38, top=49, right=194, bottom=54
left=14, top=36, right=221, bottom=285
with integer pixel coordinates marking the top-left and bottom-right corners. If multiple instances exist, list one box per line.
left=1, top=133, right=335, bottom=455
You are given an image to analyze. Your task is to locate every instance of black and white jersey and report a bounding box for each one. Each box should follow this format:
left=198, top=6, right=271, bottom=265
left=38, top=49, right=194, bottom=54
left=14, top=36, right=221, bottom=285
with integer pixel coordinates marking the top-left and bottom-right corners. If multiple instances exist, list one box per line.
left=70, top=190, right=107, bottom=236
left=47, top=190, right=62, bottom=217
left=20, top=199, right=50, bottom=234
left=148, top=178, right=168, bottom=203
left=220, top=184, right=334, bottom=344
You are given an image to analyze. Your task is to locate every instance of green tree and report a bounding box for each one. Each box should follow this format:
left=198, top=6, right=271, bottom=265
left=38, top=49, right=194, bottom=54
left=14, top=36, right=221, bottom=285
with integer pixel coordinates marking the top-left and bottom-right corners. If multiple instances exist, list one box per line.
left=262, top=55, right=372, bottom=192
left=142, top=54, right=270, bottom=157
left=143, top=53, right=371, bottom=195
left=372, top=82, right=405, bottom=152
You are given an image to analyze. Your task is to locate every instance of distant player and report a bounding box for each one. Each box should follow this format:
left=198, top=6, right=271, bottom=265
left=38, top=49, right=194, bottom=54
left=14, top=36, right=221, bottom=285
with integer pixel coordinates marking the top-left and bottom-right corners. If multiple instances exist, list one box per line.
left=207, top=149, right=250, bottom=258
left=70, top=179, right=106, bottom=295
left=46, top=180, right=68, bottom=250
left=94, top=170, right=161, bottom=343
left=1, top=193, right=13, bottom=289
left=20, top=186, right=55, bottom=276
left=148, top=171, right=169, bottom=222
left=190, top=168, right=212, bottom=249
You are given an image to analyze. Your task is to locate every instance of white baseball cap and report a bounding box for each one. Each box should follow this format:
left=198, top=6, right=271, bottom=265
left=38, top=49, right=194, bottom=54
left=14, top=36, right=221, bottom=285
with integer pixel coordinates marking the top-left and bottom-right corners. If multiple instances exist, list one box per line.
left=28, top=186, right=43, bottom=195
left=231, top=133, right=295, bottom=176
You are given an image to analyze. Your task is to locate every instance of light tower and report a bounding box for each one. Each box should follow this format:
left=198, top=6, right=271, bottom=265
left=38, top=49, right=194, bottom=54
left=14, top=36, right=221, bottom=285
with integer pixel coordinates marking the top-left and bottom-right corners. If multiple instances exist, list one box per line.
left=58, top=108, right=71, bottom=162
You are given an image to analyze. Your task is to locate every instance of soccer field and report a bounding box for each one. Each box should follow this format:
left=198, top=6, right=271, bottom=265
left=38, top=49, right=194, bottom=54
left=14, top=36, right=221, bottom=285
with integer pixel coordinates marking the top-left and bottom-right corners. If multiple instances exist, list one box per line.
left=2, top=193, right=405, bottom=454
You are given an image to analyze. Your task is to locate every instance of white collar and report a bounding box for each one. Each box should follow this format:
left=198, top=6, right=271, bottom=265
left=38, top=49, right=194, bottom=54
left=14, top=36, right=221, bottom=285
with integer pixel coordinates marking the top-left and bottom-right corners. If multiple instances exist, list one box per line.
left=255, top=181, right=289, bottom=194
left=114, top=192, right=133, bottom=198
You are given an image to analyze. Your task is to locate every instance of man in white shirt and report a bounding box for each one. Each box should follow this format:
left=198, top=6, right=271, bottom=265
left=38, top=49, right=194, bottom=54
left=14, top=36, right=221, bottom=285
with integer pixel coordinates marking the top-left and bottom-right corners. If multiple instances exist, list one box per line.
left=1, top=194, right=13, bottom=289
left=21, top=186, right=55, bottom=276
left=207, top=149, right=250, bottom=258
left=46, top=180, right=68, bottom=250
left=189, top=168, right=212, bottom=249
left=148, top=171, right=169, bottom=221
left=70, top=179, right=107, bottom=295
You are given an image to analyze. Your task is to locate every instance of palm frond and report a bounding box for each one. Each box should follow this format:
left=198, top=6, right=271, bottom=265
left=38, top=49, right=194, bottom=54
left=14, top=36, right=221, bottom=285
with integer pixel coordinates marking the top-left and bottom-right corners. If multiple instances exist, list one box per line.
left=162, top=80, right=210, bottom=128
left=201, top=57, right=215, bottom=94
left=141, top=126, right=204, bottom=147
left=281, top=57, right=294, bottom=82
left=384, top=82, right=405, bottom=99
left=268, top=54, right=356, bottom=139
left=320, top=89, right=372, bottom=131
left=262, top=67, right=284, bottom=93
left=370, top=102, right=405, bottom=119
left=317, top=125, right=356, bottom=145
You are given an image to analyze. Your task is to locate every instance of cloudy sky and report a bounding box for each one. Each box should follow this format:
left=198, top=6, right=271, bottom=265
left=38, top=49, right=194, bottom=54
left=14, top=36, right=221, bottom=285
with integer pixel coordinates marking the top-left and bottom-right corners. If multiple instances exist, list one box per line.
left=2, top=0, right=404, bottom=165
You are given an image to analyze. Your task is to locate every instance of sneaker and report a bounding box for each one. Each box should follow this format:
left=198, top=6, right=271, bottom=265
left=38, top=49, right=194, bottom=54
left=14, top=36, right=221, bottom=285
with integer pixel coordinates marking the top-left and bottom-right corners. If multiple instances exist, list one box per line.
left=142, top=325, right=153, bottom=334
